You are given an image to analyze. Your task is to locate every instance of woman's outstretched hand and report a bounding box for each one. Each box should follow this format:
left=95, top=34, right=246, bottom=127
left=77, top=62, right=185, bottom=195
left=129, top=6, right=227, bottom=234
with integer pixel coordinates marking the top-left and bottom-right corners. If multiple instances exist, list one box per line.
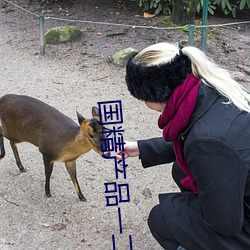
left=115, top=141, right=139, bottom=160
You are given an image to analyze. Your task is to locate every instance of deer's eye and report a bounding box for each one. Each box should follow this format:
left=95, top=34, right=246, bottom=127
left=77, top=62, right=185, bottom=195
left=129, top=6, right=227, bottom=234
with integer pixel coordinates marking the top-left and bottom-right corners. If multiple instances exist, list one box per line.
left=89, top=133, right=94, bottom=139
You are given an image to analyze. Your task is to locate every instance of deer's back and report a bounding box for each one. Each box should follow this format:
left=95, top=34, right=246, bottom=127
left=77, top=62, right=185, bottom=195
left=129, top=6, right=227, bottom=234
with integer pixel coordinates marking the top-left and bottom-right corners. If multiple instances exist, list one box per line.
left=0, top=94, right=79, bottom=147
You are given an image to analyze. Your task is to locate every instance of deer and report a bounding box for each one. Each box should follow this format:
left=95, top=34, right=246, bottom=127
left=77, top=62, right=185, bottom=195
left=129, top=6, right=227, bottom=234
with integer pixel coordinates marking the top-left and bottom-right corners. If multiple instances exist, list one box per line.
left=0, top=94, right=109, bottom=201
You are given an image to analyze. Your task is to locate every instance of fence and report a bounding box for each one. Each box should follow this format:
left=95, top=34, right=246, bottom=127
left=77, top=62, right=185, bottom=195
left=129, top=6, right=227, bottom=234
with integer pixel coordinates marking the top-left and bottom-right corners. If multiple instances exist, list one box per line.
left=2, top=0, right=250, bottom=55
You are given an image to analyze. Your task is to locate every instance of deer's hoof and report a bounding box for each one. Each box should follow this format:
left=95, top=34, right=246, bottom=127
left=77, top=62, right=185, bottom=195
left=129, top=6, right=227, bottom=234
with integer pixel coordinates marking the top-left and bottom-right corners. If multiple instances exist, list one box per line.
left=46, top=193, right=52, bottom=198
left=79, top=196, right=87, bottom=202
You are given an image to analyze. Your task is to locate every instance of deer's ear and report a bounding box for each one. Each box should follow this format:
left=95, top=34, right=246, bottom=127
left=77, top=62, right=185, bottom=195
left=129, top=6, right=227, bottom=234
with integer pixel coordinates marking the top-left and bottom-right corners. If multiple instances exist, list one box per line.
left=76, top=111, right=85, bottom=125
left=92, top=106, right=99, bottom=117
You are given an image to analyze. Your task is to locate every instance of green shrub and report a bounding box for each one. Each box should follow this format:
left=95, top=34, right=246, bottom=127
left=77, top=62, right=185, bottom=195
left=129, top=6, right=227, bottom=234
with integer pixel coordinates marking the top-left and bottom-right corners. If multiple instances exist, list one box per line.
left=136, top=0, right=250, bottom=17
left=196, top=0, right=216, bottom=15
left=213, top=0, right=250, bottom=17
left=136, top=0, right=172, bottom=15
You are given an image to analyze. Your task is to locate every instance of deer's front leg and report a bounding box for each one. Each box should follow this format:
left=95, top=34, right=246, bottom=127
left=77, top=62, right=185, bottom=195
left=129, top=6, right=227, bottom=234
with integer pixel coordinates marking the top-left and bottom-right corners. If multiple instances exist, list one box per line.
left=43, top=155, right=54, bottom=198
left=65, top=160, right=86, bottom=201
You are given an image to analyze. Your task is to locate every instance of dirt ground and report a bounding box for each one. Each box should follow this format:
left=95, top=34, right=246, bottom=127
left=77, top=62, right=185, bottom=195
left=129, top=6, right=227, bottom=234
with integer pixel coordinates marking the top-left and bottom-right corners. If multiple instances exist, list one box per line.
left=0, top=0, right=249, bottom=249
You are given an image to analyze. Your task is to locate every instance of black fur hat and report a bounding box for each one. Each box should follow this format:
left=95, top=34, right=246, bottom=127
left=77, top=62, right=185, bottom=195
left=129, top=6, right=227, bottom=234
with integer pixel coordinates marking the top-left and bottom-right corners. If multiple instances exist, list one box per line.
left=125, top=52, right=192, bottom=103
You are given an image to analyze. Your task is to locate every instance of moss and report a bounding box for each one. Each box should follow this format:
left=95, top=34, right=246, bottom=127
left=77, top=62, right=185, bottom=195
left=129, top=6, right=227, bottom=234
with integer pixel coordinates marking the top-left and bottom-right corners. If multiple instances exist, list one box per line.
left=152, top=16, right=172, bottom=27
left=152, top=16, right=197, bottom=32
left=45, top=26, right=82, bottom=44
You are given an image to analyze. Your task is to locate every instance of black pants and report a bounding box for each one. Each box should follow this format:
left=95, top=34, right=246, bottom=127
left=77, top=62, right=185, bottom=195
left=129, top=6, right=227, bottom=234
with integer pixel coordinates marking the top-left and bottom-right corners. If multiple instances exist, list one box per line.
left=148, top=162, right=188, bottom=250
left=148, top=162, right=250, bottom=250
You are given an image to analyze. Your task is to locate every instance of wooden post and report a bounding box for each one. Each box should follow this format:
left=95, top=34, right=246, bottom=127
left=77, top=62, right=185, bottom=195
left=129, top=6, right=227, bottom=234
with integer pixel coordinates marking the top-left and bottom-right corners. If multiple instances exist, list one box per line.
left=202, top=0, right=208, bottom=51
left=39, top=11, right=45, bottom=55
left=0, top=0, right=5, bottom=8
left=188, top=25, right=195, bottom=46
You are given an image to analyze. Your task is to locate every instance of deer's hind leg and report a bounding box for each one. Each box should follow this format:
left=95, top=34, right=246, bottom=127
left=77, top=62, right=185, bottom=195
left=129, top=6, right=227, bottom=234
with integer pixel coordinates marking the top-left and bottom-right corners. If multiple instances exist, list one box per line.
left=65, top=161, right=86, bottom=201
left=10, top=141, right=26, bottom=172
left=0, top=126, right=5, bottom=159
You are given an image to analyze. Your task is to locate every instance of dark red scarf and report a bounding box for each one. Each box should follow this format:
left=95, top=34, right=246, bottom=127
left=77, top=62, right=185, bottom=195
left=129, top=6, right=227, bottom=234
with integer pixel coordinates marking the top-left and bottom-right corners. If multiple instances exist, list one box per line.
left=158, top=73, right=201, bottom=194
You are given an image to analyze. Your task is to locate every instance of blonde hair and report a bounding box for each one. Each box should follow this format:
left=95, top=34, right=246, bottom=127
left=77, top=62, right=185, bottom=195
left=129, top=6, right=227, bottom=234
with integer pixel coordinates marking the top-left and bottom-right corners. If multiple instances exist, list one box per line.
left=134, top=42, right=250, bottom=113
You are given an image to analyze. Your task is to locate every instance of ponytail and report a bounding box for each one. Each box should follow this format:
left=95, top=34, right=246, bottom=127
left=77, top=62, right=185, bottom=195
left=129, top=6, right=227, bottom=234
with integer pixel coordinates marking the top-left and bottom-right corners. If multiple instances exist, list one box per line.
left=182, top=46, right=250, bottom=112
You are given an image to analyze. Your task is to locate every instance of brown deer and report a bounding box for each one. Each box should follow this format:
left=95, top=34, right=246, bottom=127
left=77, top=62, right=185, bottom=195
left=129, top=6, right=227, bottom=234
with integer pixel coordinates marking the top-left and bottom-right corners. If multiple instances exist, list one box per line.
left=0, top=94, right=109, bottom=201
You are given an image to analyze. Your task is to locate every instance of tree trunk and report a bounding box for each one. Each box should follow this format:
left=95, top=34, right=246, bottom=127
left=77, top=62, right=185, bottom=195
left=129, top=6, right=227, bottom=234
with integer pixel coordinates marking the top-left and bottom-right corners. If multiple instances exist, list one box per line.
left=171, top=0, right=198, bottom=25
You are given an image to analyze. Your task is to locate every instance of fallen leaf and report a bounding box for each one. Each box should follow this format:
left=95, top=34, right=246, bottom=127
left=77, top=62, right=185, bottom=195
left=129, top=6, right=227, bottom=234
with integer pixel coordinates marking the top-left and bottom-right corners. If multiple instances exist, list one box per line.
left=142, top=187, right=152, bottom=198
left=143, top=12, right=155, bottom=18
left=51, top=223, right=67, bottom=231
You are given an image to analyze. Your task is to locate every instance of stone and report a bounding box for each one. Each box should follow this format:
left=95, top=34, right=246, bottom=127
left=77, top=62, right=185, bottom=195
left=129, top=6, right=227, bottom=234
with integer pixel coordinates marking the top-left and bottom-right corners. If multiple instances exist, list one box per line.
left=45, top=26, right=82, bottom=44
left=112, top=47, right=138, bottom=67
left=237, top=65, right=250, bottom=76
left=231, top=71, right=247, bottom=82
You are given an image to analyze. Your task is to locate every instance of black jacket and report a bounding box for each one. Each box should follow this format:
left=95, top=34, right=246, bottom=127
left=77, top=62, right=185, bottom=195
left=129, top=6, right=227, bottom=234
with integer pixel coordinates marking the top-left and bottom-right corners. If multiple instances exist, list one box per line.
left=138, top=84, right=250, bottom=249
